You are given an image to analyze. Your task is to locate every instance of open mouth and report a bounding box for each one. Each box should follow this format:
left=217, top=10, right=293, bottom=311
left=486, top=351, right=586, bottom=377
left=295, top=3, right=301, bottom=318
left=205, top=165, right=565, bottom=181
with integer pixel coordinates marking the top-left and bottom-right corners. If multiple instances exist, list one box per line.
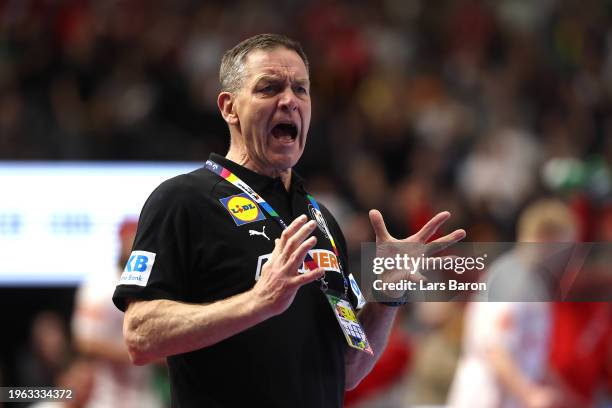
left=271, top=123, right=298, bottom=141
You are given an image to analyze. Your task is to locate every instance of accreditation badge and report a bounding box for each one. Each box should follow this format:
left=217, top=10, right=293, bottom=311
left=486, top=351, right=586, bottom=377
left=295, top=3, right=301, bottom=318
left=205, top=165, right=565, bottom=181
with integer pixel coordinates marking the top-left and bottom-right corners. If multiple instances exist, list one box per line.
left=324, top=290, right=373, bottom=355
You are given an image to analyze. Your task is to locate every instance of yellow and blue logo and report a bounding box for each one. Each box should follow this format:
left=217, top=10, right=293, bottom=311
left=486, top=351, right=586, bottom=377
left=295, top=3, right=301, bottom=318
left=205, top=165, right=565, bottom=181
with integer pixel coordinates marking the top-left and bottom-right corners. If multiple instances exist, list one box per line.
left=220, top=193, right=266, bottom=226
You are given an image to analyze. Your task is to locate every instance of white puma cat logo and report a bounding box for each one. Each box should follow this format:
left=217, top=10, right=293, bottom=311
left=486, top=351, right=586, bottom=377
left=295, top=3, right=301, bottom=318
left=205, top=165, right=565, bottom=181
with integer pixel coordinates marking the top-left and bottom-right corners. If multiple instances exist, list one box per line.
left=249, top=226, right=270, bottom=241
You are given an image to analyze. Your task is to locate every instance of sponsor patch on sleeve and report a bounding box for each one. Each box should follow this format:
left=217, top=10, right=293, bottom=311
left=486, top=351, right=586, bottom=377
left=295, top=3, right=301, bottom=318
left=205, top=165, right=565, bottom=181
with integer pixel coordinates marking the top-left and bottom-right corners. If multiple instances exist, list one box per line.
left=219, top=193, right=266, bottom=226
left=118, top=250, right=156, bottom=287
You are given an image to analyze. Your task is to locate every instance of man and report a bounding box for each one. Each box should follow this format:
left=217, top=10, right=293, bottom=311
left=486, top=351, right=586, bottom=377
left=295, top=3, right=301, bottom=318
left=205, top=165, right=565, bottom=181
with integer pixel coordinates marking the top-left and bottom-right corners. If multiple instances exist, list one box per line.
left=448, top=199, right=577, bottom=408
left=113, top=33, right=464, bottom=407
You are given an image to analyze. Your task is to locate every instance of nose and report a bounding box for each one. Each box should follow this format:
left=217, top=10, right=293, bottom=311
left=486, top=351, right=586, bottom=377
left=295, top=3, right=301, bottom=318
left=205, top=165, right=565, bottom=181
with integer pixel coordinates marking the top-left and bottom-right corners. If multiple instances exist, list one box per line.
left=278, top=89, right=298, bottom=112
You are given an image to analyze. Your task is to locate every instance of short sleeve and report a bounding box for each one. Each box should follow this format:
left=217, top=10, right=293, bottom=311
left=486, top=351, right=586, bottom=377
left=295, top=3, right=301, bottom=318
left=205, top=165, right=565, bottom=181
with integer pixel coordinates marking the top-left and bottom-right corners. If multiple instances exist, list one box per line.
left=113, top=176, right=202, bottom=311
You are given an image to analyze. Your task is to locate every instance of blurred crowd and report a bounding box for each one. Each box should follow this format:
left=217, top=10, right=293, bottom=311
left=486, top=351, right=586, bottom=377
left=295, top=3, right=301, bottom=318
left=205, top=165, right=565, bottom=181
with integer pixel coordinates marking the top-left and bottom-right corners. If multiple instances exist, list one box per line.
left=1, top=0, right=611, bottom=238
left=7, top=220, right=169, bottom=408
left=2, top=0, right=612, bottom=406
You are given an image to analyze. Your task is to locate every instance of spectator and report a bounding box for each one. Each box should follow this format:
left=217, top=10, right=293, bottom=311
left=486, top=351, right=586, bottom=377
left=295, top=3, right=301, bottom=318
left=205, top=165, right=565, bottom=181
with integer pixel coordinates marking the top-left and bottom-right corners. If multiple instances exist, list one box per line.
left=448, top=199, right=579, bottom=408
left=16, top=311, right=72, bottom=388
left=71, top=219, right=164, bottom=408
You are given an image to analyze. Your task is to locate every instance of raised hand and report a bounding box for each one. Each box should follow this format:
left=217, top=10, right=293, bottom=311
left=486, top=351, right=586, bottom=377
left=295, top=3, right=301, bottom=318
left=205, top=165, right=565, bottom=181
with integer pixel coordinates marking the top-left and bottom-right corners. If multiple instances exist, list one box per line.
left=251, top=214, right=325, bottom=316
left=368, top=210, right=466, bottom=296
left=369, top=210, right=465, bottom=248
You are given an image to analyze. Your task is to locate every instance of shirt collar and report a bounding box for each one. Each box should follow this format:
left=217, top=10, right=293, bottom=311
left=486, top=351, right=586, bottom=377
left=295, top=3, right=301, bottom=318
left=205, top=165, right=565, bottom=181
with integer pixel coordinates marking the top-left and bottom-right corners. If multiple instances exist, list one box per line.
left=208, top=153, right=305, bottom=193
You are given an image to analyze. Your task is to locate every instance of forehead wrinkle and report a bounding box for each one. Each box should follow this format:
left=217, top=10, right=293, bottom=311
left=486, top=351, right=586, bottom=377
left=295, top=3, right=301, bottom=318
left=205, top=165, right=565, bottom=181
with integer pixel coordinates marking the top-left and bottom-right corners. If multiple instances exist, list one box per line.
left=243, top=52, right=308, bottom=85
left=251, top=72, right=310, bottom=87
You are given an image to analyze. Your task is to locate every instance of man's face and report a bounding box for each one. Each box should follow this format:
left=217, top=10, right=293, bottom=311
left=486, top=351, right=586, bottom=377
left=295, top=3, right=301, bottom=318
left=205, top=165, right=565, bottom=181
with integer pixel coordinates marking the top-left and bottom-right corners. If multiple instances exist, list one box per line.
left=230, top=47, right=311, bottom=173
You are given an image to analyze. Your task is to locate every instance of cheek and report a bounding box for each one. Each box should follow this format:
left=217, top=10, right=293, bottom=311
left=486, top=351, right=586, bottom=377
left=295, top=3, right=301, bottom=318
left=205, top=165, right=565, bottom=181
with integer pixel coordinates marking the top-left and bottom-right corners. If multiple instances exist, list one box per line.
left=251, top=105, right=267, bottom=124
left=302, top=107, right=312, bottom=137
left=248, top=104, right=272, bottom=134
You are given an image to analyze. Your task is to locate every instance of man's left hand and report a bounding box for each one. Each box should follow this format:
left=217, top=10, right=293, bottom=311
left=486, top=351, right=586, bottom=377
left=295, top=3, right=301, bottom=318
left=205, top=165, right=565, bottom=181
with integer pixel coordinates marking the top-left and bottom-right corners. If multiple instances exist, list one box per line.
left=368, top=210, right=466, bottom=296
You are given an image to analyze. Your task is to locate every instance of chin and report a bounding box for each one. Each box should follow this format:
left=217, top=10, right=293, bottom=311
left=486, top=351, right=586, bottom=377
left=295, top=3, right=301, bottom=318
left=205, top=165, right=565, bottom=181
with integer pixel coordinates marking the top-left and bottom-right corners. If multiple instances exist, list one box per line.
left=268, top=155, right=300, bottom=172
left=268, top=149, right=302, bottom=168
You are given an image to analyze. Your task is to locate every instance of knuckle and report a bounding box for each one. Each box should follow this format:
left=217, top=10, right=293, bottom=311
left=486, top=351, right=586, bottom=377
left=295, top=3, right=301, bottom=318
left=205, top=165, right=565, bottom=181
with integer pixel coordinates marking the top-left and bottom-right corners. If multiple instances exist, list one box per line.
left=286, top=235, right=298, bottom=247
left=288, top=253, right=299, bottom=266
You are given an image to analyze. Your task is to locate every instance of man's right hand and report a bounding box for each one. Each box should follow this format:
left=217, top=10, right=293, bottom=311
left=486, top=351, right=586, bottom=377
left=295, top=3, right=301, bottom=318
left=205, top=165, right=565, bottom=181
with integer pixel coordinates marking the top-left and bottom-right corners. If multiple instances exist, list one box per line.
left=251, top=214, right=325, bottom=316
left=123, top=215, right=325, bottom=364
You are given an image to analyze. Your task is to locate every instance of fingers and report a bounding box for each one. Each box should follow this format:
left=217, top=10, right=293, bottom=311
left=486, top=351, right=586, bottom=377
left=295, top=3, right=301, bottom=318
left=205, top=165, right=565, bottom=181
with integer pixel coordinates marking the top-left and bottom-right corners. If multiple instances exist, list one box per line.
left=271, top=215, right=318, bottom=277
left=425, top=229, right=466, bottom=255
left=287, top=235, right=318, bottom=271
left=282, top=233, right=323, bottom=287
left=277, top=214, right=309, bottom=252
left=281, top=220, right=317, bottom=259
left=414, top=211, right=451, bottom=242
left=290, top=267, right=325, bottom=287
left=369, top=209, right=392, bottom=241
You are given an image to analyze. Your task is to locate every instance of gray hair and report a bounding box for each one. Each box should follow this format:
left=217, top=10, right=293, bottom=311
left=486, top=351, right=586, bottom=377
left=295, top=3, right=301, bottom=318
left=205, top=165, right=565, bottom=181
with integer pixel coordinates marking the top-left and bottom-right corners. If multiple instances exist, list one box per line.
left=219, top=33, right=309, bottom=93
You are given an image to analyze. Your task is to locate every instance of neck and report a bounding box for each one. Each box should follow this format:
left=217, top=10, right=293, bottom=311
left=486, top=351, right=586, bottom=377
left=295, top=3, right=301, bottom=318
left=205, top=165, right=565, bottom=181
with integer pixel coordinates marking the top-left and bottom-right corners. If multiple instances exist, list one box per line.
left=226, top=146, right=292, bottom=191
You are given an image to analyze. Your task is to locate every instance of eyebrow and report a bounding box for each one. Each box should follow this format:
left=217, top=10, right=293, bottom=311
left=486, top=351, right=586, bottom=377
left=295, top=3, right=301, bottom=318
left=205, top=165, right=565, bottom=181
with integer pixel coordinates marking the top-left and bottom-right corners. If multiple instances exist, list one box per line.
left=253, top=74, right=310, bottom=87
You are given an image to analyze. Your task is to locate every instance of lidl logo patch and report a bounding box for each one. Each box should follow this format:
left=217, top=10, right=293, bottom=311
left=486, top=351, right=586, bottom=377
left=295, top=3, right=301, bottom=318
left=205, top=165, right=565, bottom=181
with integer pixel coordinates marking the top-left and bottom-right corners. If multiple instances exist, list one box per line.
left=220, top=193, right=266, bottom=226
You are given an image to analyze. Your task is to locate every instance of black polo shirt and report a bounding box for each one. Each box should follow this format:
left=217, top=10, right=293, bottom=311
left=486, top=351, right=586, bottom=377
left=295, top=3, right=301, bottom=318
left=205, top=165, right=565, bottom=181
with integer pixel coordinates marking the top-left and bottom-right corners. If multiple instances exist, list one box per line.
left=113, top=153, right=353, bottom=408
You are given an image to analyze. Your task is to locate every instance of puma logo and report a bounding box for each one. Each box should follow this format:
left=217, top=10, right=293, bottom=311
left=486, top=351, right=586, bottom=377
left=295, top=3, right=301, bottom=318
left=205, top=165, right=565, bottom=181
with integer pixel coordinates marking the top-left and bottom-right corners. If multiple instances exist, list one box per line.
left=249, top=226, right=270, bottom=241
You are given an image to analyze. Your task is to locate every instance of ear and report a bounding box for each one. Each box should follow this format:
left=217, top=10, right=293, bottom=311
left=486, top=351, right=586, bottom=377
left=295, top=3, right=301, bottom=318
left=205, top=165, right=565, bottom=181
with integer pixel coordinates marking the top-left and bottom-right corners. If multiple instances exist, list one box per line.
left=218, top=92, right=239, bottom=125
